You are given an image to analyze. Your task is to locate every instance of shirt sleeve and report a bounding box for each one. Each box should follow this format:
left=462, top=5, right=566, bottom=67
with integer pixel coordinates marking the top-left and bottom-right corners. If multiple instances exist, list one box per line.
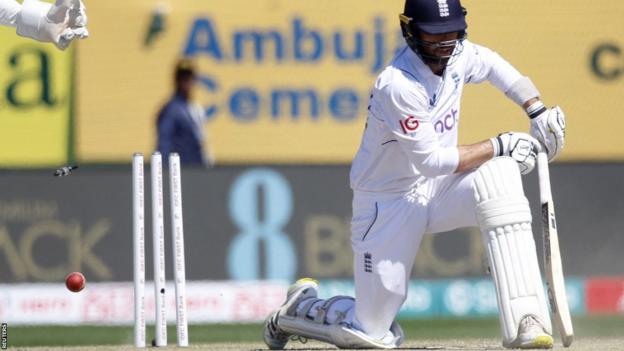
left=463, top=40, right=524, bottom=93
left=378, top=78, right=459, bottom=177
left=0, top=0, right=21, bottom=27
left=156, top=104, right=177, bottom=158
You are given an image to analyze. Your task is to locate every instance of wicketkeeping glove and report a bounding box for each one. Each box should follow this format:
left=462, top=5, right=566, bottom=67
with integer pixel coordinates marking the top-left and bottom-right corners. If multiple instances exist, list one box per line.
left=16, top=0, right=89, bottom=50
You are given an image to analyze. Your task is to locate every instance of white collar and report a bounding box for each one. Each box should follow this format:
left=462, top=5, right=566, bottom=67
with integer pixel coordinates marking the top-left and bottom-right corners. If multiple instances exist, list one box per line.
left=401, top=47, right=444, bottom=86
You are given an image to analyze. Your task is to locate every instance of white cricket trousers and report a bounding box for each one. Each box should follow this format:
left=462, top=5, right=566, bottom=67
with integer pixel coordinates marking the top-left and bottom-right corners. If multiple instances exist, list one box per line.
left=350, top=171, right=478, bottom=339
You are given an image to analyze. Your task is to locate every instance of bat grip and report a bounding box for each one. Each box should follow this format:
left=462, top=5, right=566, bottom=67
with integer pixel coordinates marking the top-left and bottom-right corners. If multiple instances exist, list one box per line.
left=537, top=151, right=552, bottom=203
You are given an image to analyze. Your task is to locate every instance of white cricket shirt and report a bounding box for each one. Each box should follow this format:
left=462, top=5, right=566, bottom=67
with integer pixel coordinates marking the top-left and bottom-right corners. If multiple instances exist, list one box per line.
left=350, top=40, right=523, bottom=193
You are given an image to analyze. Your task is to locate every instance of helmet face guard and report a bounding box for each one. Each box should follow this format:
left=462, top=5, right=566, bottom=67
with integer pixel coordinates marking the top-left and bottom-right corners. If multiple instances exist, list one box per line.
left=400, top=14, right=466, bottom=67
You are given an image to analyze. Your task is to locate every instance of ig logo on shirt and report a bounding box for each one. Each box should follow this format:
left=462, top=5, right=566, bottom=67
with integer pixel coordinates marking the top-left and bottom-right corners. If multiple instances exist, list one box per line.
left=400, top=116, right=420, bottom=134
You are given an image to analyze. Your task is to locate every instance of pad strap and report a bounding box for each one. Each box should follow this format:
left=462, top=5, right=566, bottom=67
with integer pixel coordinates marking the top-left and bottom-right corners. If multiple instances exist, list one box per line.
left=296, top=298, right=322, bottom=319
left=314, top=296, right=353, bottom=324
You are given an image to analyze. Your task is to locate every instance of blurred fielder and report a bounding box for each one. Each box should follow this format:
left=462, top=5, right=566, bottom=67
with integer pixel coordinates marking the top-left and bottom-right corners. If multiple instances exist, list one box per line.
left=0, top=0, right=88, bottom=49
left=264, top=0, right=566, bottom=349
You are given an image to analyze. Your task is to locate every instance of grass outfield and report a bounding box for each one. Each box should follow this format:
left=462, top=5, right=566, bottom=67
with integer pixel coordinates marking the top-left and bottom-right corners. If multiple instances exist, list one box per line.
left=5, top=316, right=624, bottom=350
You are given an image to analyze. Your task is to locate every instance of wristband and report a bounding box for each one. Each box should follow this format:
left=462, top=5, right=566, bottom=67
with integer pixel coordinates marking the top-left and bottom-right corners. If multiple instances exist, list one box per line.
left=526, top=101, right=546, bottom=120
left=490, top=137, right=503, bottom=157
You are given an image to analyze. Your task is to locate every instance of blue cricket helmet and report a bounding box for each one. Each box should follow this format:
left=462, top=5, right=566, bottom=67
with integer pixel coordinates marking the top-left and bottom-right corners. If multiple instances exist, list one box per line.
left=400, top=0, right=468, bottom=67
left=402, top=0, right=467, bottom=34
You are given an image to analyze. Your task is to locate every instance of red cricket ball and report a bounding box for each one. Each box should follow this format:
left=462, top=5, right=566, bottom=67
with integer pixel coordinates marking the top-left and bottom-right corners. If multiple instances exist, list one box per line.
left=65, top=272, right=86, bottom=292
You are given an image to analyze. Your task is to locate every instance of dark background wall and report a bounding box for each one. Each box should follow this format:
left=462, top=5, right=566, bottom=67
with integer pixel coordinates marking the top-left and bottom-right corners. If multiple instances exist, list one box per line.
left=0, top=163, right=621, bottom=283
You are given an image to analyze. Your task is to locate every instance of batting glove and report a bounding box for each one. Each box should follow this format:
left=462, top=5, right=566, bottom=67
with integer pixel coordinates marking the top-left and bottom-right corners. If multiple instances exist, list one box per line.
left=527, top=102, right=565, bottom=162
left=491, top=132, right=542, bottom=175
left=16, top=0, right=89, bottom=50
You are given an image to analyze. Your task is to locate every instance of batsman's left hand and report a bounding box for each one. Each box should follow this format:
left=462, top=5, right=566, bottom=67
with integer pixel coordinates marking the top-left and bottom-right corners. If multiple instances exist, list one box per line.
left=17, top=0, right=89, bottom=50
left=530, top=106, right=565, bottom=162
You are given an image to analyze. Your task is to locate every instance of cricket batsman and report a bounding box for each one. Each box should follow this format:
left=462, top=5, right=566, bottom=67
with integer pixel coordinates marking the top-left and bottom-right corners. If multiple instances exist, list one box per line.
left=0, top=0, right=88, bottom=49
left=264, top=0, right=566, bottom=349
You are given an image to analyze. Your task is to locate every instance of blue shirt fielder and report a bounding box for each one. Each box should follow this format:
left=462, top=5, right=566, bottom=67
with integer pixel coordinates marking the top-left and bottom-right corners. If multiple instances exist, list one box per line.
left=156, top=59, right=212, bottom=166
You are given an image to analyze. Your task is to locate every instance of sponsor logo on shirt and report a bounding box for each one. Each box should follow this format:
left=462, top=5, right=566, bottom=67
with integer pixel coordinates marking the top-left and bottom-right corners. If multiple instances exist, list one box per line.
left=399, top=116, right=420, bottom=134
left=433, top=108, right=458, bottom=134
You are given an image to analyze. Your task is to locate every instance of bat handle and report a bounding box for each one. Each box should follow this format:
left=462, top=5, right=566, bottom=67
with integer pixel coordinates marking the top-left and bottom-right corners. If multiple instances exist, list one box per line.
left=537, top=151, right=552, bottom=203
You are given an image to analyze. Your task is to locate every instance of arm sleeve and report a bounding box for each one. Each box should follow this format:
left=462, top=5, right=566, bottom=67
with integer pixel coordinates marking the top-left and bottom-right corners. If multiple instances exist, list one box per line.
left=379, top=81, right=459, bottom=177
left=463, top=41, right=524, bottom=94
left=0, top=0, right=21, bottom=27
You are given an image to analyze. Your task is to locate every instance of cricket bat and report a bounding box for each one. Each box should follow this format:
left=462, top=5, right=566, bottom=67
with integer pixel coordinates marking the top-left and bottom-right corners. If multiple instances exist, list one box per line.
left=537, top=151, right=574, bottom=347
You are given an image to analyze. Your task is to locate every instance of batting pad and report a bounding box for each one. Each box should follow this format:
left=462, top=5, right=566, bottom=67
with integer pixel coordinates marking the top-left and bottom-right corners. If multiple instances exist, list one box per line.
left=473, top=157, right=552, bottom=345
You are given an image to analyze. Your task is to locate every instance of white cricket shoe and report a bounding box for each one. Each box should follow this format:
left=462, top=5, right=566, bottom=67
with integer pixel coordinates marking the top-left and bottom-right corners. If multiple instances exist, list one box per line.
left=263, top=278, right=319, bottom=350
left=507, top=315, right=554, bottom=349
